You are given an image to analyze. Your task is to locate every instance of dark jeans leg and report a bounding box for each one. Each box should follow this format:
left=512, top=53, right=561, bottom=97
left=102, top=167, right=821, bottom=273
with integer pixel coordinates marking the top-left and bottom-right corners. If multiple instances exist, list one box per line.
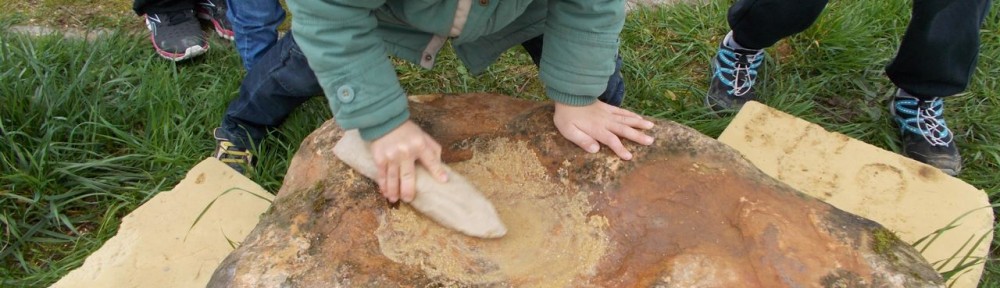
left=886, top=0, right=992, bottom=99
left=727, top=0, right=828, bottom=49
left=522, top=36, right=544, bottom=66
left=220, top=33, right=323, bottom=148
left=601, top=55, right=625, bottom=107
left=133, top=0, right=195, bottom=15
left=521, top=36, right=626, bottom=106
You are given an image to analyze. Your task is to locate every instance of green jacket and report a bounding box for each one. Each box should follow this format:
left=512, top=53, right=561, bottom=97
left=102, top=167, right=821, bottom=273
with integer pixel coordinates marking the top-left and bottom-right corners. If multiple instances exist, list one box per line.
left=287, top=0, right=625, bottom=140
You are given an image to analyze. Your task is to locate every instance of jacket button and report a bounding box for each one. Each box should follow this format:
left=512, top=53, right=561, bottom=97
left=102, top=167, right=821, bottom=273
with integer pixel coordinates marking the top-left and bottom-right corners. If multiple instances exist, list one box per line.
left=337, top=85, right=355, bottom=103
left=424, top=54, right=433, bottom=61
left=479, top=0, right=488, bottom=5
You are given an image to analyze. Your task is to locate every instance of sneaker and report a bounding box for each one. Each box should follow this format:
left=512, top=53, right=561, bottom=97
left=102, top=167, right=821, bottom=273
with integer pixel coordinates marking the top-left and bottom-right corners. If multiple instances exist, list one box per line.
left=214, top=128, right=255, bottom=174
left=145, top=10, right=209, bottom=61
left=706, top=41, right=764, bottom=112
left=197, top=0, right=234, bottom=41
left=890, top=90, right=962, bottom=175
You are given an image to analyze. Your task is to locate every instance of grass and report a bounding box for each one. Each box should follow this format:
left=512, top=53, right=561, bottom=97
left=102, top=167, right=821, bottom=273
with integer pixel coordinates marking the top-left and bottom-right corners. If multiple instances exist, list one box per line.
left=1, top=0, right=999, bottom=286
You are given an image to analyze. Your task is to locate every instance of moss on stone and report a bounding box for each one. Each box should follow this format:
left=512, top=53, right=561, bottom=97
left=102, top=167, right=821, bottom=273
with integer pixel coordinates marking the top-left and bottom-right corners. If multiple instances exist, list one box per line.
left=872, top=228, right=901, bottom=263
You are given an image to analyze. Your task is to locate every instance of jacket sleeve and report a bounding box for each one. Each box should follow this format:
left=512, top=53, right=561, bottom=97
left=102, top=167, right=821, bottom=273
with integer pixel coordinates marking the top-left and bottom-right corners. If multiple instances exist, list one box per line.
left=286, top=0, right=409, bottom=141
left=540, top=0, right=626, bottom=106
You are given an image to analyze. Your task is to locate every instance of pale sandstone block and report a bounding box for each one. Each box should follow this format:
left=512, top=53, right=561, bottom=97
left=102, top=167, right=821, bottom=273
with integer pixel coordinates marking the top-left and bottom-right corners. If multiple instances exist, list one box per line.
left=718, top=101, right=993, bottom=288
left=51, top=158, right=273, bottom=288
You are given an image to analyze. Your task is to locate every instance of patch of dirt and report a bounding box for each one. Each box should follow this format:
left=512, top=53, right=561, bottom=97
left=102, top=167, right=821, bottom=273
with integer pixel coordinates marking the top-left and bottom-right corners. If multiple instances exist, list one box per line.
left=774, top=39, right=796, bottom=63
left=815, top=96, right=865, bottom=123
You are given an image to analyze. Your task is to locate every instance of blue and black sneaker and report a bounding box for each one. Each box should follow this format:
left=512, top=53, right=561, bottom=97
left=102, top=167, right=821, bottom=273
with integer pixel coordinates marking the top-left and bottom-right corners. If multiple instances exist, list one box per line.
left=706, top=40, right=764, bottom=112
left=890, top=90, right=962, bottom=176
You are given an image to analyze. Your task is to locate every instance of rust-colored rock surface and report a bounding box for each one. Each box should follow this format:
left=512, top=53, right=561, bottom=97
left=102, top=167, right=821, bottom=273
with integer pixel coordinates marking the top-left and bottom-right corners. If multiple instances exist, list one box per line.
left=209, top=94, right=943, bottom=287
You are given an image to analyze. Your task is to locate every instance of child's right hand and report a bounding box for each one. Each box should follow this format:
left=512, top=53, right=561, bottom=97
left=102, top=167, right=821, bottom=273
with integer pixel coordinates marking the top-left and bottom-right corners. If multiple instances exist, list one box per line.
left=552, top=101, right=656, bottom=160
left=370, top=120, right=449, bottom=203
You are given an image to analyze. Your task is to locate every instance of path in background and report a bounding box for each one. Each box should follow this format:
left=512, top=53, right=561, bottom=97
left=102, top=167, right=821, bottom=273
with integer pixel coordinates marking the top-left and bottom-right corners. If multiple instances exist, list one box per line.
left=628, top=0, right=706, bottom=11
left=8, top=25, right=112, bottom=41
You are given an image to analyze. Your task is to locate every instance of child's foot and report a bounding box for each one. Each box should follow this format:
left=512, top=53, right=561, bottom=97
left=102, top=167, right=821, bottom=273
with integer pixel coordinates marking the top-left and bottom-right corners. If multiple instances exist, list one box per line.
left=213, top=128, right=255, bottom=174
left=706, top=39, right=764, bottom=112
left=145, top=10, right=209, bottom=61
left=197, top=0, right=234, bottom=41
left=890, top=90, right=962, bottom=176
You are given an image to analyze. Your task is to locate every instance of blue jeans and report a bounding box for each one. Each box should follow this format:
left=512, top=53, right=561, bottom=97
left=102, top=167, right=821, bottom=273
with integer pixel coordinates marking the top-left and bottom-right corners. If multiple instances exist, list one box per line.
left=225, top=0, right=285, bottom=71
left=220, top=34, right=322, bottom=148
left=219, top=34, right=627, bottom=149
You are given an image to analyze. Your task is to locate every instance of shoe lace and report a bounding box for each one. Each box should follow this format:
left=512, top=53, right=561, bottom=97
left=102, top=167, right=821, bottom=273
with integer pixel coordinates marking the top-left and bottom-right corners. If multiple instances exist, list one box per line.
left=895, top=97, right=952, bottom=147
left=215, top=140, right=254, bottom=164
left=716, top=49, right=763, bottom=97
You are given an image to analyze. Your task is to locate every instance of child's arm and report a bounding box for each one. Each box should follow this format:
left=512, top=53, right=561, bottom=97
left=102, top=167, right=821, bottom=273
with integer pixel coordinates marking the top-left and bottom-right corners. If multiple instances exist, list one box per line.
left=285, top=0, right=408, bottom=141
left=542, top=0, right=655, bottom=159
left=286, top=0, right=446, bottom=203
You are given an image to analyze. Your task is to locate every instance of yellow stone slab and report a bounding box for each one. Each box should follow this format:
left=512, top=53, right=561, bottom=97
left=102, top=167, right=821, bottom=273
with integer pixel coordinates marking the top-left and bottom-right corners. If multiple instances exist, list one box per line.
left=718, top=102, right=993, bottom=288
left=51, top=158, right=273, bottom=288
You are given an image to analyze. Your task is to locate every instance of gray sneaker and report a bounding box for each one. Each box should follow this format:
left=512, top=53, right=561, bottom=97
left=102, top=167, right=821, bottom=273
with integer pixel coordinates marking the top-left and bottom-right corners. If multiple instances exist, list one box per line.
left=144, top=10, right=209, bottom=61
left=197, top=0, right=234, bottom=41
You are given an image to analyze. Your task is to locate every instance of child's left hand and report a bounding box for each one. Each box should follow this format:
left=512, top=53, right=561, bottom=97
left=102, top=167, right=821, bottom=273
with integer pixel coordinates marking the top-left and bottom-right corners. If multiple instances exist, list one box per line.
left=552, top=102, right=655, bottom=160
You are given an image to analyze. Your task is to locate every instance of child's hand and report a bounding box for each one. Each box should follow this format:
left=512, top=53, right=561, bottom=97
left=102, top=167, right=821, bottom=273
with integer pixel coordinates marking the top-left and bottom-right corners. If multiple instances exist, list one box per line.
left=370, top=121, right=449, bottom=203
left=553, top=102, right=655, bottom=160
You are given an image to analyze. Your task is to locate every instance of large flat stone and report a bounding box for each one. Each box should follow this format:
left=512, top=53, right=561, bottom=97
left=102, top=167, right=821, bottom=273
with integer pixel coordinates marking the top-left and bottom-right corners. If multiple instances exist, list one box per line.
left=51, top=158, right=273, bottom=288
left=718, top=101, right=994, bottom=288
left=209, top=94, right=943, bottom=287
